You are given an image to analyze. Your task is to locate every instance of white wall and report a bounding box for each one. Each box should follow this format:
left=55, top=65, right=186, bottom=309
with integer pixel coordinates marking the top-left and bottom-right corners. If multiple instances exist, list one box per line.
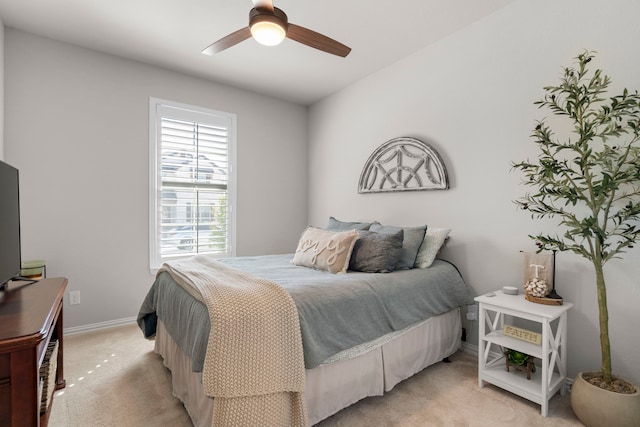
left=308, top=0, right=640, bottom=385
left=4, top=29, right=308, bottom=329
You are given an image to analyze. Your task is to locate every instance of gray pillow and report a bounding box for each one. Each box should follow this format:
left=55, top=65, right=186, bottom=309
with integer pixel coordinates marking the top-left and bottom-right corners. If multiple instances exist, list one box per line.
left=349, top=230, right=404, bottom=273
left=369, top=223, right=427, bottom=269
left=326, top=216, right=373, bottom=231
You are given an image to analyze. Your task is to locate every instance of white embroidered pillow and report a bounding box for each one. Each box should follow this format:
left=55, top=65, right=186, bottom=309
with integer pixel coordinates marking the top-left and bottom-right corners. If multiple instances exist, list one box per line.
left=292, top=227, right=359, bottom=274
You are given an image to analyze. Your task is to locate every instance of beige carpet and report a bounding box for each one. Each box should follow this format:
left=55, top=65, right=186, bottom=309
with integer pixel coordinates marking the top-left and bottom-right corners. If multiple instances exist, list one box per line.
left=49, top=323, right=583, bottom=426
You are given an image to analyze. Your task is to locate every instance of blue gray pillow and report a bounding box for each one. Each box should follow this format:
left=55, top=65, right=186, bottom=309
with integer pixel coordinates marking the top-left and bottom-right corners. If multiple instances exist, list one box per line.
left=369, top=223, right=427, bottom=269
left=326, top=216, right=373, bottom=231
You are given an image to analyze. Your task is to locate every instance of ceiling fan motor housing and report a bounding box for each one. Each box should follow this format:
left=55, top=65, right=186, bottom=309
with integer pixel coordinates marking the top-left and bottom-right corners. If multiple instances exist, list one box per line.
left=250, top=7, right=288, bottom=31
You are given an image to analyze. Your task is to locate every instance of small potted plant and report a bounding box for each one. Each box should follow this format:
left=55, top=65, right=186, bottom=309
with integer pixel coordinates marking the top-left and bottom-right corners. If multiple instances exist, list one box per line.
left=512, top=51, right=640, bottom=426
left=504, top=349, right=536, bottom=380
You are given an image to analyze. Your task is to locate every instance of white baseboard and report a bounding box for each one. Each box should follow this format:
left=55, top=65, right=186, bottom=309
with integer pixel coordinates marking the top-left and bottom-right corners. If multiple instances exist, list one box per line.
left=460, top=341, right=478, bottom=356
left=63, top=316, right=137, bottom=335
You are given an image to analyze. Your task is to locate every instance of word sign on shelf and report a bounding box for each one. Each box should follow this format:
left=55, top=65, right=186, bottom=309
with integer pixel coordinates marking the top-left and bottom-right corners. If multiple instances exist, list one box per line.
left=503, top=325, right=542, bottom=345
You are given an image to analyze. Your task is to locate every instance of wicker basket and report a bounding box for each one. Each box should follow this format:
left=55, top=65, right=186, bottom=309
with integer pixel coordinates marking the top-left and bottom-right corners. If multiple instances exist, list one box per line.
left=39, top=339, right=59, bottom=414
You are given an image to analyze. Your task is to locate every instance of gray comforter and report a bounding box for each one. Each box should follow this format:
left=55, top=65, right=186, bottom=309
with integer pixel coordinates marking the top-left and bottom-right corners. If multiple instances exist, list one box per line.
left=138, top=254, right=472, bottom=370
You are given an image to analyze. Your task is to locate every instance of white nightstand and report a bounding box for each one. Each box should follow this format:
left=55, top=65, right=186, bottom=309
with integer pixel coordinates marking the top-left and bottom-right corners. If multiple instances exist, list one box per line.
left=474, top=290, right=573, bottom=416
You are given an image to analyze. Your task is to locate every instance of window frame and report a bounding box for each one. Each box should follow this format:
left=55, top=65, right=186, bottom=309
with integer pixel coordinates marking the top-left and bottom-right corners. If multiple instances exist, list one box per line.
left=148, top=97, right=237, bottom=271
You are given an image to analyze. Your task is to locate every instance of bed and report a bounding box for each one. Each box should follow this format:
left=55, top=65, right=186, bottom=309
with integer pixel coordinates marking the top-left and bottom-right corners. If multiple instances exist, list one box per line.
left=137, top=220, right=473, bottom=426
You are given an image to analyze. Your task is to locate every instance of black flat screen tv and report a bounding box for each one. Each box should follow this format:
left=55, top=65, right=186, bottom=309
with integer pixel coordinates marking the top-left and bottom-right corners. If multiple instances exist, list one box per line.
left=0, top=160, right=21, bottom=290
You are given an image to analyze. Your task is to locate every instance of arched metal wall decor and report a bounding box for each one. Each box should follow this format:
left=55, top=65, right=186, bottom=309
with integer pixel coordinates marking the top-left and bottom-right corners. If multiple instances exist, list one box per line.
left=358, top=137, right=449, bottom=193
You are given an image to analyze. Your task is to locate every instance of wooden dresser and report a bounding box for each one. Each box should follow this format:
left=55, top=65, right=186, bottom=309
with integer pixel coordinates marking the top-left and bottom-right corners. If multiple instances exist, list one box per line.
left=0, top=277, right=67, bottom=427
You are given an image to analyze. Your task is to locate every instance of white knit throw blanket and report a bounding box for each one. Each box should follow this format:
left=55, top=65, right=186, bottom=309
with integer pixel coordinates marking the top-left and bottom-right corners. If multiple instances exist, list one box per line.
left=157, top=255, right=308, bottom=427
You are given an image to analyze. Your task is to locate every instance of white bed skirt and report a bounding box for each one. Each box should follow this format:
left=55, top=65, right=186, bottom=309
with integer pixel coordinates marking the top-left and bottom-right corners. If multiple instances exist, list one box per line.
left=155, top=307, right=461, bottom=426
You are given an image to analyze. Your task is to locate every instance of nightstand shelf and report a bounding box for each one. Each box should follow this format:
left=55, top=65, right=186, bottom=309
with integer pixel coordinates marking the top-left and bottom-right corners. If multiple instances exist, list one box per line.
left=475, top=290, right=573, bottom=416
left=484, top=330, right=543, bottom=359
left=481, top=363, right=565, bottom=405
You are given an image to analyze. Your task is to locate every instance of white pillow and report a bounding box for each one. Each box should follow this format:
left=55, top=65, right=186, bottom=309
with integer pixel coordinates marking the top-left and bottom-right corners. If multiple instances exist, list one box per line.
left=414, top=227, right=451, bottom=268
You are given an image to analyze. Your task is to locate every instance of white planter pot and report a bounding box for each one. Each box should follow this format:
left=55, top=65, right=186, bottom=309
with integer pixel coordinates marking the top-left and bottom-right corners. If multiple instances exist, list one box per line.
left=571, top=371, right=640, bottom=427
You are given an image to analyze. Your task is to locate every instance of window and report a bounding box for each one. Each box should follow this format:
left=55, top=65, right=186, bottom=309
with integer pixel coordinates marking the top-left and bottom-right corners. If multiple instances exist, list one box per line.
left=149, top=98, right=236, bottom=270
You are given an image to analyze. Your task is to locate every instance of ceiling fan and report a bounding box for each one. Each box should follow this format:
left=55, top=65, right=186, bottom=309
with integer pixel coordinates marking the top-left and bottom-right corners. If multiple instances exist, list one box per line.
left=202, top=0, right=351, bottom=57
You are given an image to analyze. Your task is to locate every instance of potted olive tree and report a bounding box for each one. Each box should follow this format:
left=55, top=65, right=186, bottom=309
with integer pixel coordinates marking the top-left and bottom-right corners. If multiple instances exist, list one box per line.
left=512, top=51, right=640, bottom=426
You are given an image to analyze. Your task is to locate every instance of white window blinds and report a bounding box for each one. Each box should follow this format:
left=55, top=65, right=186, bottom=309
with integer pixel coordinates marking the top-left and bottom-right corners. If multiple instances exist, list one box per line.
left=149, top=99, right=236, bottom=270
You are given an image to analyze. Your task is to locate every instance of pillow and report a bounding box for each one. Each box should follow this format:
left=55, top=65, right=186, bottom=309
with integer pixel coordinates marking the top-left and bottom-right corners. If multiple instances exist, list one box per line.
left=292, top=227, right=359, bottom=274
left=414, top=227, right=451, bottom=268
left=326, top=216, right=373, bottom=231
left=369, top=223, right=427, bottom=270
left=349, top=229, right=404, bottom=273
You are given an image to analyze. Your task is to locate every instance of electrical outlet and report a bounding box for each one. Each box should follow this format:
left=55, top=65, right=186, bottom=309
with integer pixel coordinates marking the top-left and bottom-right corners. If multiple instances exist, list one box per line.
left=466, top=304, right=478, bottom=321
left=566, top=378, right=574, bottom=393
left=69, top=291, right=81, bottom=305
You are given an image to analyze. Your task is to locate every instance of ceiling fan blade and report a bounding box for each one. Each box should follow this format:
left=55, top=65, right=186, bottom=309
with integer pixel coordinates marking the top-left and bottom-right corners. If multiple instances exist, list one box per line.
left=287, top=24, right=351, bottom=57
left=252, top=0, right=274, bottom=11
left=202, top=27, right=252, bottom=55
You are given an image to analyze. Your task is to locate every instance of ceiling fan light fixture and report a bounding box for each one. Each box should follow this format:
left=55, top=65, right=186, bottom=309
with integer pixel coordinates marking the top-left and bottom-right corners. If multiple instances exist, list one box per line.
left=207, top=4, right=350, bottom=57
left=250, top=20, right=286, bottom=46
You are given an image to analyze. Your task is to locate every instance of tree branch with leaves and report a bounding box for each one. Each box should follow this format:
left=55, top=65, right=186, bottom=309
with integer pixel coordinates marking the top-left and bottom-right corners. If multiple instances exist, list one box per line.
left=512, top=50, right=640, bottom=386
